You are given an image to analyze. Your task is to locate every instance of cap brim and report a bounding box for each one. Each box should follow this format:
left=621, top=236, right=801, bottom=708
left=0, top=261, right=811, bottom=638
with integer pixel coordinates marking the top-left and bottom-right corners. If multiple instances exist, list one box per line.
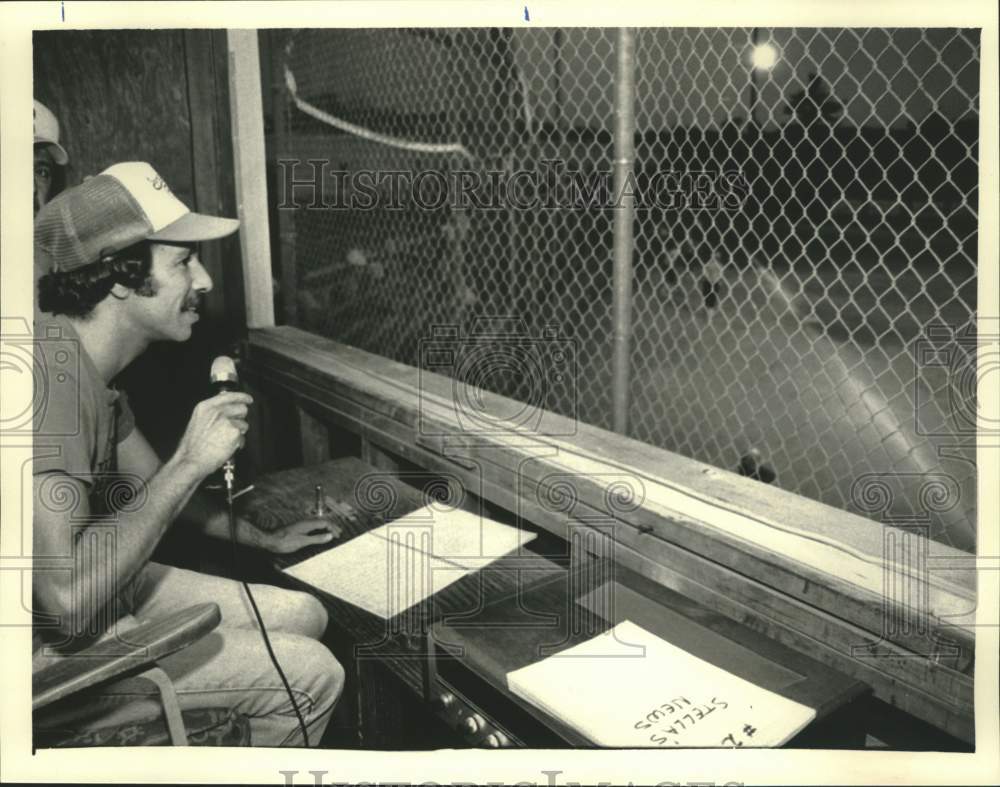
left=35, top=140, right=69, bottom=166
left=148, top=211, right=240, bottom=243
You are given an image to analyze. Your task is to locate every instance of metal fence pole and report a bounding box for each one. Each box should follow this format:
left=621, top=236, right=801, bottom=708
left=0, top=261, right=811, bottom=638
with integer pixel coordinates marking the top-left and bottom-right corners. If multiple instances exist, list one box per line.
left=611, top=27, right=637, bottom=434
left=748, top=27, right=761, bottom=129
left=268, top=31, right=298, bottom=327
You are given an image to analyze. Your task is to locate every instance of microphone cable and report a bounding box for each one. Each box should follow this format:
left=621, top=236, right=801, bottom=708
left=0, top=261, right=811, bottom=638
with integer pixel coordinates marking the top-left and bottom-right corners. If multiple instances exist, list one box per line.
left=211, top=355, right=310, bottom=745
left=226, top=483, right=311, bottom=747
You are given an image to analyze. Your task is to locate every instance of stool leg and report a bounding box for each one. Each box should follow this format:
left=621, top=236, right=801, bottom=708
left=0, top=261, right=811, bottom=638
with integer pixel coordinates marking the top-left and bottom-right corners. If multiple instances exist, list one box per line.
left=139, top=667, right=188, bottom=746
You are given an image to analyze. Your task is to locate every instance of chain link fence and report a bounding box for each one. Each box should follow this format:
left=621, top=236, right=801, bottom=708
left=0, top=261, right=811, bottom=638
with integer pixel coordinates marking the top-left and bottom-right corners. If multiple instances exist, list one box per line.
left=264, top=27, right=979, bottom=552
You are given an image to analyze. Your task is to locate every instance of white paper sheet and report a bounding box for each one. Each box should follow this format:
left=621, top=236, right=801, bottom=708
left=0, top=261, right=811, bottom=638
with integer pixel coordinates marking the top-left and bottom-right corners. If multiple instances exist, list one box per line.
left=367, top=503, right=534, bottom=568
left=282, top=505, right=535, bottom=618
left=506, top=620, right=817, bottom=748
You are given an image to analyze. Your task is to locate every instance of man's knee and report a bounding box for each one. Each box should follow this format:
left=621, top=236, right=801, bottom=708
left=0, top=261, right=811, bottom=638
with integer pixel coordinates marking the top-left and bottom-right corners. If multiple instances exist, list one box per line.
left=198, top=630, right=344, bottom=747
left=287, top=636, right=344, bottom=732
left=253, top=585, right=328, bottom=639
left=314, top=643, right=345, bottom=711
left=291, top=591, right=328, bottom=640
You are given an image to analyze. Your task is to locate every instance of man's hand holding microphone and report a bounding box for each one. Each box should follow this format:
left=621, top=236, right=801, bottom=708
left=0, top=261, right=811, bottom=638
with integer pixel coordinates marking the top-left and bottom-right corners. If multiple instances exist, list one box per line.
left=174, top=390, right=253, bottom=479
left=172, top=356, right=340, bottom=554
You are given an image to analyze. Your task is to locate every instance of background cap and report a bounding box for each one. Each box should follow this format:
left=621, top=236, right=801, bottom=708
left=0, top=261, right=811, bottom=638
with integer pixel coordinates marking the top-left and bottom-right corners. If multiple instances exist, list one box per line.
left=35, top=161, right=239, bottom=274
left=33, top=100, right=69, bottom=166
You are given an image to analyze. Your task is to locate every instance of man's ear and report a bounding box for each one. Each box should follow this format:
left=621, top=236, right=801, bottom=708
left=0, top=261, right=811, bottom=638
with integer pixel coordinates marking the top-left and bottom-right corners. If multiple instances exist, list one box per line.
left=109, top=283, right=131, bottom=300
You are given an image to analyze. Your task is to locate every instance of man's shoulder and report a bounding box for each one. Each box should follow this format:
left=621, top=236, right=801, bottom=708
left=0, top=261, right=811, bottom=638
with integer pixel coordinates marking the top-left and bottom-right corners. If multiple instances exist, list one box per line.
left=32, top=312, right=100, bottom=464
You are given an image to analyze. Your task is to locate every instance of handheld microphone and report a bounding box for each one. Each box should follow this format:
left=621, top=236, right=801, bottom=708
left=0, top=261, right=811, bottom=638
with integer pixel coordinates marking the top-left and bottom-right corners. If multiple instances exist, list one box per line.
left=210, top=355, right=239, bottom=393
left=210, top=356, right=240, bottom=493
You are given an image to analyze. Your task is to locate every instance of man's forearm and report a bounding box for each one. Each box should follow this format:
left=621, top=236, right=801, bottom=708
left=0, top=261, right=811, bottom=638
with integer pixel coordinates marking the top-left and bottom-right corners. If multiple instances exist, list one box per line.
left=103, top=453, right=206, bottom=579
left=180, top=489, right=266, bottom=549
left=40, top=454, right=206, bottom=631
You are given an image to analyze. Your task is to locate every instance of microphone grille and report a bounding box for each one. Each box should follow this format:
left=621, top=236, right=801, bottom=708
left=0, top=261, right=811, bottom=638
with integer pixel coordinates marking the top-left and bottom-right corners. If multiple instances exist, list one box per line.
left=210, top=355, right=238, bottom=383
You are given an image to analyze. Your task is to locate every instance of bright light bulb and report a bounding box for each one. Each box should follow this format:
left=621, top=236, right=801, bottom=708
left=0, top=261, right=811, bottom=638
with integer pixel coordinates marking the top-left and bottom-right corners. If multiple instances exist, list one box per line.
left=751, top=43, right=778, bottom=70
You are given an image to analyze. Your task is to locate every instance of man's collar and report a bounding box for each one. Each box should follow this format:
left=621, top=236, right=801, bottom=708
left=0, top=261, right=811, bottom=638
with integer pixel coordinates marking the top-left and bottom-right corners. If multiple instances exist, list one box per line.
left=34, top=312, right=120, bottom=405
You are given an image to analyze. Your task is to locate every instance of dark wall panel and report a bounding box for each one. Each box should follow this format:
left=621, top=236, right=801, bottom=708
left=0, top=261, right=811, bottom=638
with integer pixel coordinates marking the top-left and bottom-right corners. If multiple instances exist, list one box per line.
left=33, top=29, right=195, bottom=206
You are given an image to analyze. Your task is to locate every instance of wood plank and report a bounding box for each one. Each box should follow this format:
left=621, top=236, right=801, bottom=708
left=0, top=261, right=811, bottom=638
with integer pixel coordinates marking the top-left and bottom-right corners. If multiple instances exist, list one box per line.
left=243, top=359, right=976, bottom=737
left=244, top=328, right=975, bottom=633
left=241, top=332, right=976, bottom=657
left=226, top=30, right=274, bottom=328
left=209, top=29, right=247, bottom=339
left=249, top=326, right=976, bottom=598
left=242, top=326, right=978, bottom=741
left=360, top=437, right=401, bottom=472
left=295, top=400, right=332, bottom=466
left=250, top=325, right=977, bottom=588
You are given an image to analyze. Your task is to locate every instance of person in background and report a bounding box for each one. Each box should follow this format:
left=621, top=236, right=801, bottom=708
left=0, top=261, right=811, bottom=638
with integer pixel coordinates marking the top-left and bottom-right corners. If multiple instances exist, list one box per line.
left=33, top=99, right=69, bottom=214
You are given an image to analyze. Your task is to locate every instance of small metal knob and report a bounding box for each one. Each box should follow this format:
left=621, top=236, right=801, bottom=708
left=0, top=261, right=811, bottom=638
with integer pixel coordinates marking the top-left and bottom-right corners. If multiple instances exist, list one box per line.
left=462, top=714, right=483, bottom=734
left=437, top=692, right=455, bottom=709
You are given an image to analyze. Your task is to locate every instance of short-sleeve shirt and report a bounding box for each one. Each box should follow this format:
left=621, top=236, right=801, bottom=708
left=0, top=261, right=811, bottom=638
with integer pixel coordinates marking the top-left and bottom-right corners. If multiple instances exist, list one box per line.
left=32, top=312, right=135, bottom=516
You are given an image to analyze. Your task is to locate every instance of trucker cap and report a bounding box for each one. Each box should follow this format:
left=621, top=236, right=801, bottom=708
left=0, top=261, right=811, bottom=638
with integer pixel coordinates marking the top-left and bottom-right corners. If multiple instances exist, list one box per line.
left=33, top=100, right=70, bottom=166
left=35, top=161, right=240, bottom=274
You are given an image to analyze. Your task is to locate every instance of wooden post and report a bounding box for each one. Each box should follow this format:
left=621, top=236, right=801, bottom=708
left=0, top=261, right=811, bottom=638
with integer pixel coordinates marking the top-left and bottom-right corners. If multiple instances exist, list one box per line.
left=295, top=402, right=331, bottom=466
left=227, top=29, right=275, bottom=328
left=360, top=436, right=401, bottom=472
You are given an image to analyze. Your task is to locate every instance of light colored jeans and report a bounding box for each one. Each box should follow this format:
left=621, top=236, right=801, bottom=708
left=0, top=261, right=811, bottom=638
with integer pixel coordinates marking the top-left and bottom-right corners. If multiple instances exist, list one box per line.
left=33, top=562, right=344, bottom=747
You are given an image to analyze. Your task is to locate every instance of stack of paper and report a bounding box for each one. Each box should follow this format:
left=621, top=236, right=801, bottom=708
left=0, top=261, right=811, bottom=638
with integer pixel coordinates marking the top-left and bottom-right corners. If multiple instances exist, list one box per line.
left=507, top=620, right=816, bottom=747
left=283, top=505, right=535, bottom=618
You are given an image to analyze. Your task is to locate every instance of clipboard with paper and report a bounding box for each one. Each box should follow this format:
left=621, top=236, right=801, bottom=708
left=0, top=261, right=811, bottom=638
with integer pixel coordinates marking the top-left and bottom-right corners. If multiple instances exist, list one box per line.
left=506, top=620, right=817, bottom=747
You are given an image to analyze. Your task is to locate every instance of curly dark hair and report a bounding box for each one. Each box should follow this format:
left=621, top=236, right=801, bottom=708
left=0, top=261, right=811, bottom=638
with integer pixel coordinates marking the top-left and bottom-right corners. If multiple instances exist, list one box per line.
left=37, top=242, right=156, bottom=318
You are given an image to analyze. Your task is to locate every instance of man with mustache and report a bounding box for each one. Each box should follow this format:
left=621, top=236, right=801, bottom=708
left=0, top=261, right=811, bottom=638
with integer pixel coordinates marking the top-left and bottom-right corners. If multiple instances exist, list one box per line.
left=32, top=162, right=343, bottom=747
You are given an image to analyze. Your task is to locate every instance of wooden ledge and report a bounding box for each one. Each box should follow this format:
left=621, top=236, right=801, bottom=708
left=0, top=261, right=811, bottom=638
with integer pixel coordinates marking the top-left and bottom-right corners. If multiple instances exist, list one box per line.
left=244, top=325, right=977, bottom=742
